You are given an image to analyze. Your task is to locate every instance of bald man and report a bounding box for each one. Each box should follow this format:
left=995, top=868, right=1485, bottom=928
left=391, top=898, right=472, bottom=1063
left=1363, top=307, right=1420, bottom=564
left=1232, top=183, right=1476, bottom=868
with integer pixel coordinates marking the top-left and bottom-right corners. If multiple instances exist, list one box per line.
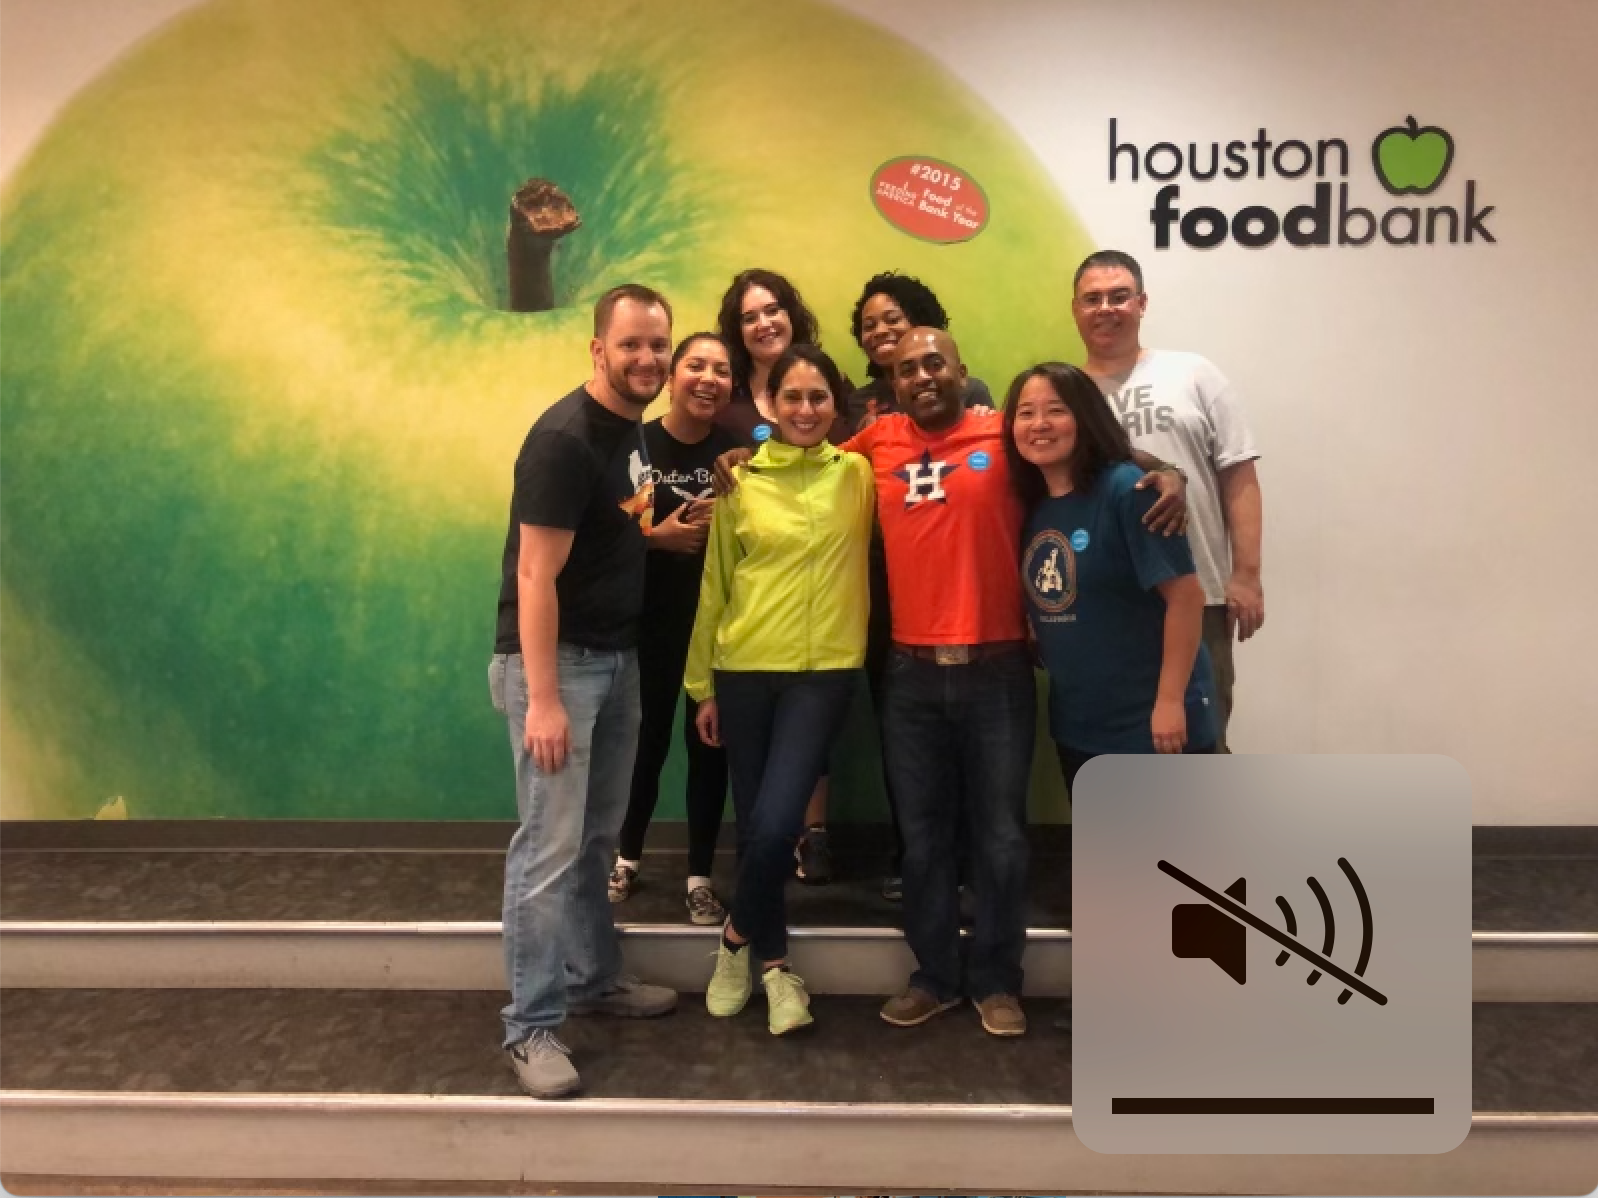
left=831, top=328, right=1035, bottom=1035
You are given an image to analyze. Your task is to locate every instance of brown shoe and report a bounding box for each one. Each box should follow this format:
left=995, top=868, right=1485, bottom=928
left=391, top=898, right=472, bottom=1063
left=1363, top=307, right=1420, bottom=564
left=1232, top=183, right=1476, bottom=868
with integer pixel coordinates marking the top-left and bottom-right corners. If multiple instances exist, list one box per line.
left=975, top=993, right=1027, bottom=1037
left=880, top=986, right=962, bottom=1027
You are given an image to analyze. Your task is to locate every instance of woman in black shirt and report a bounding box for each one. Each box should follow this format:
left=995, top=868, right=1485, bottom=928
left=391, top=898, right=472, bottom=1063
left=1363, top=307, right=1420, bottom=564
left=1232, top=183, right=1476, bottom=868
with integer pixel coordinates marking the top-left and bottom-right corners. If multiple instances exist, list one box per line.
left=610, top=333, right=740, bottom=924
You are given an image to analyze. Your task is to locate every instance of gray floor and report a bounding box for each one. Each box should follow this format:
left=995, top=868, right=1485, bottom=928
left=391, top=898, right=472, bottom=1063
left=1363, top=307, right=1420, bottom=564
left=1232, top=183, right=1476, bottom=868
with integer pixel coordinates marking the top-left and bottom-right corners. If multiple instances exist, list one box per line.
left=0, top=988, right=1070, bottom=1104
left=1, top=988, right=1593, bottom=1111
left=2, top=845, right=1593, bottom=929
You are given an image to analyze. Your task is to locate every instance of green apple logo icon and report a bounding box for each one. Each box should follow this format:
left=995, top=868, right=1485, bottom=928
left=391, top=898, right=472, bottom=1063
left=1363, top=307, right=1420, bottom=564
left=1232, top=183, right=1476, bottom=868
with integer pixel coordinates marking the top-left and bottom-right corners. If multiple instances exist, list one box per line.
left=1372, top=115, right=1455, bottom=196
left=0, top=0, right=1091, bottom=818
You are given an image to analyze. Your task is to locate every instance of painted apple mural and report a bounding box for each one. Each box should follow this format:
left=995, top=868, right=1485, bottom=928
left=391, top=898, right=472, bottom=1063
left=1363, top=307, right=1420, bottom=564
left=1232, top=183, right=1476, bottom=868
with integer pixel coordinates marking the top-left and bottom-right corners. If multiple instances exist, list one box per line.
left=1, top=0, right=1091, bottom=818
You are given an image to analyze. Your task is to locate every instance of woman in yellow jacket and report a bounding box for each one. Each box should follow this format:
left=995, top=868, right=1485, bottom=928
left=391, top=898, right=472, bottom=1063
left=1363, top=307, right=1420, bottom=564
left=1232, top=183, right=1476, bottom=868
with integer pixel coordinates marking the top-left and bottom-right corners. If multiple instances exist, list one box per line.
left=686, top=343, right=874, bottom=1034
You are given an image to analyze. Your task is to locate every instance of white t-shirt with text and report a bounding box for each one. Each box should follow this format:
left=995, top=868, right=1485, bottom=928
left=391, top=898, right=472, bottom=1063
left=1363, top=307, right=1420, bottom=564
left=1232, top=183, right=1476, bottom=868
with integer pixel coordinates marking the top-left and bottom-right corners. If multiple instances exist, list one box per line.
left=1090, top=350, right=1259, bottom=605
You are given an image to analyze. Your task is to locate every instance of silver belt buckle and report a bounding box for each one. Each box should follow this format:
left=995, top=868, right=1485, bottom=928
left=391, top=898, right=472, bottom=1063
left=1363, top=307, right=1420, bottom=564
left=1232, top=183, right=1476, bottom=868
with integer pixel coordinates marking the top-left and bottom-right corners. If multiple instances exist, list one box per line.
left=934, top=644, right=971, bottom=666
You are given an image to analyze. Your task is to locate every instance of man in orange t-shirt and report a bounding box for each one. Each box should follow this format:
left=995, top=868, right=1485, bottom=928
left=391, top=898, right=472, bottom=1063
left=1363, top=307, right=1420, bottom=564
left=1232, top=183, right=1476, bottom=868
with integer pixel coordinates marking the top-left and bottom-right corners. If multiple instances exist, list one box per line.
left=840, top=328, right=1036, bottom=1037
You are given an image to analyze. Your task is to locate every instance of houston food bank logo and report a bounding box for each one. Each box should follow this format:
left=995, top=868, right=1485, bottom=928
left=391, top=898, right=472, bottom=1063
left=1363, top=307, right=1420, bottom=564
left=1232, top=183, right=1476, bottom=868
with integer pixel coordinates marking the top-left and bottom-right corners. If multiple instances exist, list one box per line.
left=1109, top=116, right=1495, bottom=250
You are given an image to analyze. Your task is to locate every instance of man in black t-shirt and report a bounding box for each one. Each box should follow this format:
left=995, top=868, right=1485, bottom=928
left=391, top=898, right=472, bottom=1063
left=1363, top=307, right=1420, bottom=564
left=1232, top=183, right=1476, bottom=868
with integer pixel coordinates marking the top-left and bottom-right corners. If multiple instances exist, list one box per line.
left=490, top=284, right=679, bottom=1099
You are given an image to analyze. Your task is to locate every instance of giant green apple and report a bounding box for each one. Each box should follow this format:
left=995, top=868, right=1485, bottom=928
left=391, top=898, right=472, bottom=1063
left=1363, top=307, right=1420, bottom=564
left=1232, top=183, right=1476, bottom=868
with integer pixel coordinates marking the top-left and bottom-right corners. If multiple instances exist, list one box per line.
left=0, top=0, right=1091, bottom=819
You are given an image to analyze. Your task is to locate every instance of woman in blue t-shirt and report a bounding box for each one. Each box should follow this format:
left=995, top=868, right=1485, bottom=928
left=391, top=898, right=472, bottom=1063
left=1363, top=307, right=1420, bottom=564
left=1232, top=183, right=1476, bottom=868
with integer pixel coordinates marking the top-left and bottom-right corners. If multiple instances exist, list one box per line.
left=1002, top=362, right=1218, bottom=793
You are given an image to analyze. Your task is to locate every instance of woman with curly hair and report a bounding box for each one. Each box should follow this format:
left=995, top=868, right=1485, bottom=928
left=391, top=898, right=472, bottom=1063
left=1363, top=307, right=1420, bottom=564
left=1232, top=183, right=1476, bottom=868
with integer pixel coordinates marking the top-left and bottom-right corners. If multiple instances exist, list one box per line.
left=844, top=271, right=993, bottom=435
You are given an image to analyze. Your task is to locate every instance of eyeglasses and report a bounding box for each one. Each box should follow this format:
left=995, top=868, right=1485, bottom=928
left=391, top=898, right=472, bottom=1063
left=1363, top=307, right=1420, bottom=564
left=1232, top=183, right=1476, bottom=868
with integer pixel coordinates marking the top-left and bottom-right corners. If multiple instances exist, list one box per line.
left=1074, top=288, right=1142, bottom=311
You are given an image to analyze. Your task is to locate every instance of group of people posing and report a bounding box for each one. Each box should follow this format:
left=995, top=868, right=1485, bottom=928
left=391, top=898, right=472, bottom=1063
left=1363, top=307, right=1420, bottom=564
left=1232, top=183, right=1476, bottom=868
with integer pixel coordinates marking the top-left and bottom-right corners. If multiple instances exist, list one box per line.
left=488, top=251, right=1266, bottom=1097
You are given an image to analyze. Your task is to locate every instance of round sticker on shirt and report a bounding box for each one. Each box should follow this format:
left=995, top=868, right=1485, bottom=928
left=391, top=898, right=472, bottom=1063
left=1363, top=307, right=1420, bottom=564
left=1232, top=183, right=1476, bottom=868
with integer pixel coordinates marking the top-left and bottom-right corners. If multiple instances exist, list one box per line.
left=1070, top=529, right=1091, bottom=552
left=968, top=450, right=990, bottom=471
left=752, top=423, right=772, bottom=442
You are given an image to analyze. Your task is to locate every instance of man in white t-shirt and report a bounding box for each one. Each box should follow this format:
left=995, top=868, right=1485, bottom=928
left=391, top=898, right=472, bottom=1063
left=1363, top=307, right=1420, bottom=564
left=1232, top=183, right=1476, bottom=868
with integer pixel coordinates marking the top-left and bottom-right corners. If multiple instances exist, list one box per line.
left=1071, top=250, right=1265, bottom=751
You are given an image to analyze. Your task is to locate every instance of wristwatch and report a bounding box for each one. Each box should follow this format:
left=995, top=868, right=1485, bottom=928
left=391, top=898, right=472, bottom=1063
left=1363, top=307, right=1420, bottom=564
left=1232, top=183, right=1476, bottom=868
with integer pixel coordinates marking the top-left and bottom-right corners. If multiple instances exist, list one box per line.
left=1157, top=462, right=1188, bottom=483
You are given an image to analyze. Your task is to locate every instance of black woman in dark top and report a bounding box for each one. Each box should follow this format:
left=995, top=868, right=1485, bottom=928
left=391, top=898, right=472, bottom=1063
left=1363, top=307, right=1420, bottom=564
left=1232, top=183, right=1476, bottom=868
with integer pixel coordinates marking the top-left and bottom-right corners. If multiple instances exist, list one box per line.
left=844, top=271, right=994, bottom=435
left=610, top=333, right=739, bottom=924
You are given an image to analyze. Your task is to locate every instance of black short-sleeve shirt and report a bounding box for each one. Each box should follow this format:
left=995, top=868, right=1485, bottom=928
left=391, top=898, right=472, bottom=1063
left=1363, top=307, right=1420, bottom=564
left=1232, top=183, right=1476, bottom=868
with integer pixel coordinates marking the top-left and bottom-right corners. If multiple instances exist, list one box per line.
left=640, top=418, right=740, bottom=627
left=494, top=386, right=651, bottom=653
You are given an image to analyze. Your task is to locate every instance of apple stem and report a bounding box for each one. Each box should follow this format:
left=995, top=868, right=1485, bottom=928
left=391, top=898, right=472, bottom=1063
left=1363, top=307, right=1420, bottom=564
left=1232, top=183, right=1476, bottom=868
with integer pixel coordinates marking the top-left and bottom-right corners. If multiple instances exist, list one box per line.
left=507, top=179, right=581, bottom=313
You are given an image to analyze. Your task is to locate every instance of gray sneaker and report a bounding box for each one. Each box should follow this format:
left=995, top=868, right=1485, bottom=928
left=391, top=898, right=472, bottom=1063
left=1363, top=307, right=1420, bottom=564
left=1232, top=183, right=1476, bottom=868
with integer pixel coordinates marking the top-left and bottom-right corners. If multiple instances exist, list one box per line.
left=567, top=975, right=678, bottom=1018
left=507, top=1028, right=580, bottom=1099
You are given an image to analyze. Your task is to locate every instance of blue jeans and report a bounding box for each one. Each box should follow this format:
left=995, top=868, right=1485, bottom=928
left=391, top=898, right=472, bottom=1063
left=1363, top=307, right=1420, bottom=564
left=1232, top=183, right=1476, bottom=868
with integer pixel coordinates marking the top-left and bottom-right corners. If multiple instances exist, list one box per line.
left=882, top=648, right=1035, bottom=1002
left=490, top=647, right=640, bottom=1047
left=716, top=669, right=860, bottom=962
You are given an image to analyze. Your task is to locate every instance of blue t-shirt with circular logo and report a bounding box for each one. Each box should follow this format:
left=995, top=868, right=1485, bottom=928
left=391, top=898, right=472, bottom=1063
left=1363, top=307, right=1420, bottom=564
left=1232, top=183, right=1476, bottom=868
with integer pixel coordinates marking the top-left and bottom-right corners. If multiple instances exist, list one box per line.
left=1021, top=460, right=1217, bottom=753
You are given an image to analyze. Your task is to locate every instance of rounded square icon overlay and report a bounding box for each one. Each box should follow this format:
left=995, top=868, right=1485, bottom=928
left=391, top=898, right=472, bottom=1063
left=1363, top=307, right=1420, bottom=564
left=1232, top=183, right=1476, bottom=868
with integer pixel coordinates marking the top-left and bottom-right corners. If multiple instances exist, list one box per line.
left=1071, top=754, right=1472, bottom=1155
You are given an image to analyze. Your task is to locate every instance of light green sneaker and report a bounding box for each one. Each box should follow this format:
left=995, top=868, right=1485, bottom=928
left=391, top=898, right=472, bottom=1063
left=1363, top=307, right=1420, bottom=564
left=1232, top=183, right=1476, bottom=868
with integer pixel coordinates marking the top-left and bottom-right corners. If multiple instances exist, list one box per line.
left=705, top=942, right=752, bottom=1017
left=762, top=966, right=814, bottom=1035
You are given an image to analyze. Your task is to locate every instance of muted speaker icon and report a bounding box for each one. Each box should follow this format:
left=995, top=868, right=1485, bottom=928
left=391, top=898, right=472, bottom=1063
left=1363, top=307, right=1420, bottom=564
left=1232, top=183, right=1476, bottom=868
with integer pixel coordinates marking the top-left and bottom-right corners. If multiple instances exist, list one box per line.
left=1162, top=858, right=1387, bottom=1006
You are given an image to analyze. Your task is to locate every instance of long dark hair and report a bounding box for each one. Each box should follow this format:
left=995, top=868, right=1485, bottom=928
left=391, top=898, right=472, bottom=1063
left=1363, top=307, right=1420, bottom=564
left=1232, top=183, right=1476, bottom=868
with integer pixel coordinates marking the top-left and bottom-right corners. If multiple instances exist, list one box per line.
left=715, top=269, right=821, bottom=395
left=1002, top=362, right=1132, bottom=509
left=849, top=272, right=950, bottom=379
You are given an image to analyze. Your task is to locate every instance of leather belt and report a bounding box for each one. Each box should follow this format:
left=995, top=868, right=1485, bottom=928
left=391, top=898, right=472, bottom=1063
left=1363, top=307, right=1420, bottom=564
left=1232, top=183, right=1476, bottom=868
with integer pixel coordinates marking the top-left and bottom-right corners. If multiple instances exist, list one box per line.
left=893, top=640, right=1027, bottom=666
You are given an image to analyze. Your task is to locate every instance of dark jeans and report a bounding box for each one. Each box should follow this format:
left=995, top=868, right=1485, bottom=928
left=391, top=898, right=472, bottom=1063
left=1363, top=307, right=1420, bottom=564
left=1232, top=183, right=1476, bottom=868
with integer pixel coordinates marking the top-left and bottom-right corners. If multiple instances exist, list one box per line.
left=717, top=669, right=860, bottom=961
left=618, top=608, right=728, bottom=877
left=883, top=647, right=1035, bottom=1002
left=1201, top=605, right=1235, bottom=752
left=1056, top=742, right=1218, bottom=796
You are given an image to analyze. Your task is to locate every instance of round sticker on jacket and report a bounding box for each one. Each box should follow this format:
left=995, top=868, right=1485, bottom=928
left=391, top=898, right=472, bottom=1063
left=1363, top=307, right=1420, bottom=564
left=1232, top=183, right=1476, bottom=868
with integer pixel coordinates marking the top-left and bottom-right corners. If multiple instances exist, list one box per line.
left=753, top=424, right=772, bottom=442
left=1070, top=529, right=1091, bottom=552
left=968, top=450, right=990, bottom=471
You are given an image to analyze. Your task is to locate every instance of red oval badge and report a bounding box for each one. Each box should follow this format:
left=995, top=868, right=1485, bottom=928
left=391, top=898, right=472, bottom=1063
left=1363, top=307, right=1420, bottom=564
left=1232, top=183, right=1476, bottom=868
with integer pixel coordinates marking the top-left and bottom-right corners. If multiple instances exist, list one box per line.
left=871, top=156, right=989, bottom=244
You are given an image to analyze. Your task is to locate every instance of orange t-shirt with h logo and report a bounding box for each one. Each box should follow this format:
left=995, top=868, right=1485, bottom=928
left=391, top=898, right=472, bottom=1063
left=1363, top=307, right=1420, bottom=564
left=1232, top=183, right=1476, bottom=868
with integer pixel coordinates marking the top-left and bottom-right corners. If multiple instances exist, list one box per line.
left=843, top=409, right=1027, bottom=646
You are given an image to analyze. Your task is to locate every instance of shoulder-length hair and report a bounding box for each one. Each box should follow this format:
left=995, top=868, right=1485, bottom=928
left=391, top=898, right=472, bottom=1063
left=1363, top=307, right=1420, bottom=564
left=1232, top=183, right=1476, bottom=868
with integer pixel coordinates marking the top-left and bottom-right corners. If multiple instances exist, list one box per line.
left=1002, top=362, right=1132, bottom=509
left=715, top=269, right=821, bottom=394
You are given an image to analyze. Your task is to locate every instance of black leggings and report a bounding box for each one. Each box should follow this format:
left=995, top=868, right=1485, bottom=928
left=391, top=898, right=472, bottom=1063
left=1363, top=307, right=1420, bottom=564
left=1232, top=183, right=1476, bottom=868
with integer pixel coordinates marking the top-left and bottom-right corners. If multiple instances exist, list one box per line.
left=617, top=610, right=728, bottom=878
left=865, top=544, right=905, bottom=869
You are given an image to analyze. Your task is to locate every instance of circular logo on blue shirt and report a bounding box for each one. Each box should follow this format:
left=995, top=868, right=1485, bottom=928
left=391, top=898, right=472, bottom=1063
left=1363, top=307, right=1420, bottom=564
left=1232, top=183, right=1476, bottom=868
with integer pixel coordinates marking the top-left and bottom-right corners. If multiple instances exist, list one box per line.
left=1070, top=528, right=1091, bottom=552
left=752, top=423, right=772, bottom=442
left=968, top=450, right=990, bottom=471
left=1023, top=529, right=1078, bottom=615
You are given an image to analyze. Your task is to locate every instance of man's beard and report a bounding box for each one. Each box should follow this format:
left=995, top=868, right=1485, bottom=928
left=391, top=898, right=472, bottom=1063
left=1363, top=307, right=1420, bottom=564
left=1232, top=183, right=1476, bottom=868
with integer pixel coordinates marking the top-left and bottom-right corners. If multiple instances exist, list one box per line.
left=605, top=353, right=662, bottom=409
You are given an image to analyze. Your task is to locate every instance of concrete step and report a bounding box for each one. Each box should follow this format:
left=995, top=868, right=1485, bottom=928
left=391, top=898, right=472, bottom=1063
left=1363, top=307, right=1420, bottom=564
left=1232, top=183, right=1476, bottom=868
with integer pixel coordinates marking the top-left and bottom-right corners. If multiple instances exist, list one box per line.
left=4, top=834, right=1593, bottom=998
left=1, top=991, right=1594, bottom=1194
left=3, top=919, right=1595, bottom=1000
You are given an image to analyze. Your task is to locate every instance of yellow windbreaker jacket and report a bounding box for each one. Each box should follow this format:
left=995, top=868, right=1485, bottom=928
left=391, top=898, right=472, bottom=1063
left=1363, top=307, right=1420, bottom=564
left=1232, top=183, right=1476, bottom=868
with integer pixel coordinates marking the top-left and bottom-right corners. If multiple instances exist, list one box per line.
left=683, top=439, right=874, bottom=701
